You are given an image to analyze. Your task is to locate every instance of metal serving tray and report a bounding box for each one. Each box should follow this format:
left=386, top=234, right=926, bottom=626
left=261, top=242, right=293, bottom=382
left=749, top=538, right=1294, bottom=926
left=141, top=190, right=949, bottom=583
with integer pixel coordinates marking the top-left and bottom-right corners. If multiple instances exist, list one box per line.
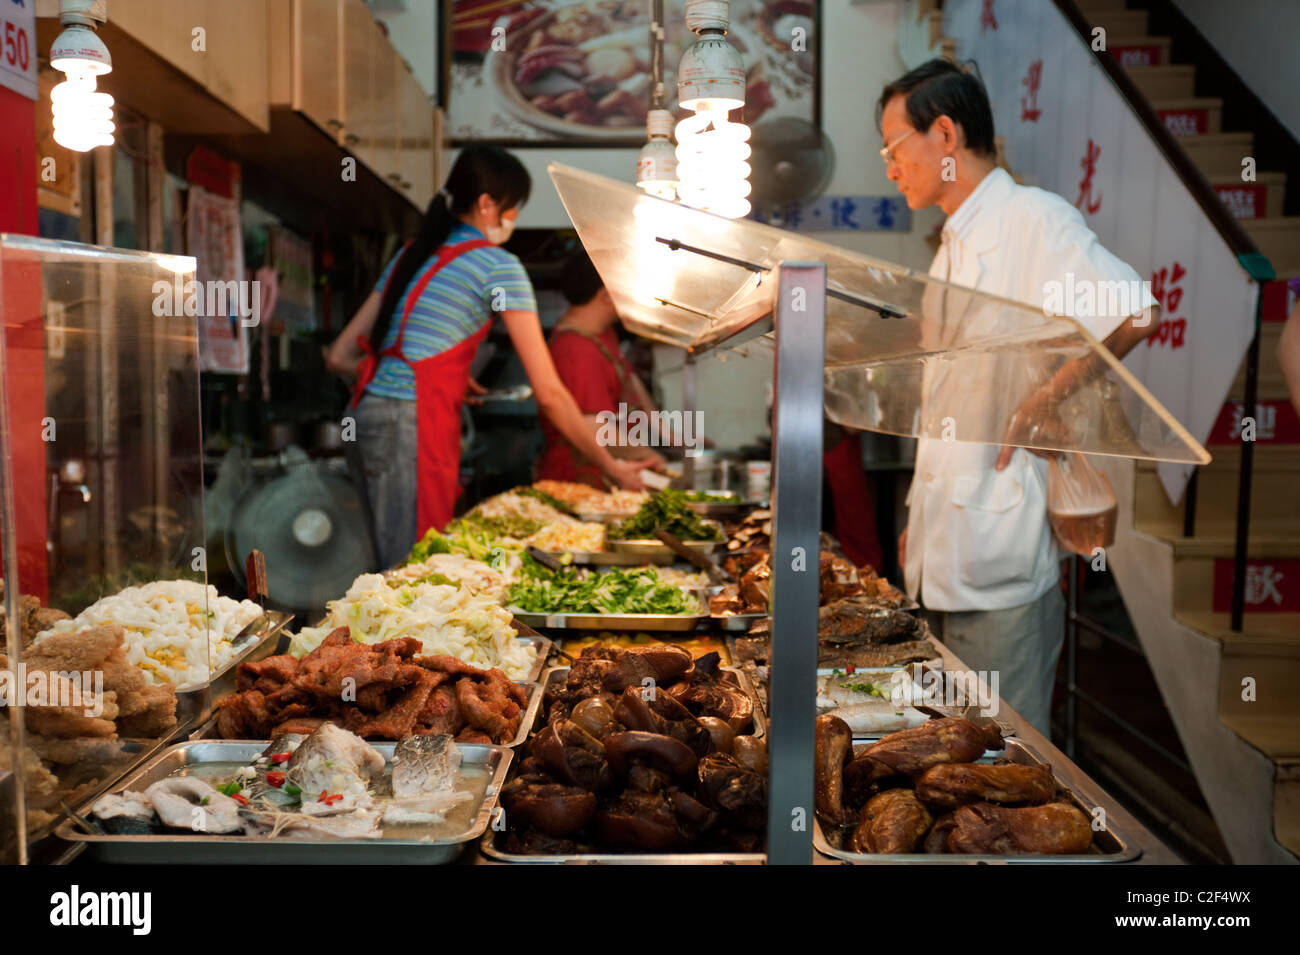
left=609, top=536, right=723, bottom=559
left=176, top=611, right=295, bottom=725
left=479, top=830, right=764, bottom=865
left=57, top=740, right=513, bottom=864
left=684, top=492, right=759, bottom=517
left=508, top=593, right=708, bottom=633
left=710, top=611, right=767, bottom=632
left=530, top=549, right=677, bottom=566
left=812, top=737, right=1141, bottom=864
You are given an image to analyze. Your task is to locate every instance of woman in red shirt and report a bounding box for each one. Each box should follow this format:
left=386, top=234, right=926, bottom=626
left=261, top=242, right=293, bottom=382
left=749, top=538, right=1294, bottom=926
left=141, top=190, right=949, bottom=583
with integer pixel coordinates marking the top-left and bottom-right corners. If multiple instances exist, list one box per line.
left=537, top=252, right=665, bottom=487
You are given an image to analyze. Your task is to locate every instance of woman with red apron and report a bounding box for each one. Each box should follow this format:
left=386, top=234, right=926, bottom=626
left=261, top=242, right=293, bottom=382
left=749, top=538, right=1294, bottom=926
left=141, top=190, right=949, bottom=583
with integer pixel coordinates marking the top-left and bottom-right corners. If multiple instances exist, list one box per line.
left=536, top=250, right=663, bottom=487
left=327, top=147, right=648, bottom=567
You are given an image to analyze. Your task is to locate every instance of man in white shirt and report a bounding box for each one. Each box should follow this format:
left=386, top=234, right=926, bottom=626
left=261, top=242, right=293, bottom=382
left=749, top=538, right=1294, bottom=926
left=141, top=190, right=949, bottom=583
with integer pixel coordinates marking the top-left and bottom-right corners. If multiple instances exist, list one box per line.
left=877, top=60, right=1161, bottom=735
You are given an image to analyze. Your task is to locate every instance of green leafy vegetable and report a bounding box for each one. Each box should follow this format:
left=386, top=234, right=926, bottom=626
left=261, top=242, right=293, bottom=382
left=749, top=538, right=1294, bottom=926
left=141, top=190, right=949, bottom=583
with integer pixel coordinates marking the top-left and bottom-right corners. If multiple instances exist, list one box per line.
left=609, top=489, right=723, bottom=542
left=508, top=565, right=699, bottom=615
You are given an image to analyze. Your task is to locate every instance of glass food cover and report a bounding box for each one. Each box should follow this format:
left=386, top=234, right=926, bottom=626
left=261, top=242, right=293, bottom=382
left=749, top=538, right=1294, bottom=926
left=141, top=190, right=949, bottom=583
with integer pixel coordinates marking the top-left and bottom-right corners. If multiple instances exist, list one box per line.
left=0, top=235, right=236, bottom=861
left=549, top=163, right=1210, bottom=465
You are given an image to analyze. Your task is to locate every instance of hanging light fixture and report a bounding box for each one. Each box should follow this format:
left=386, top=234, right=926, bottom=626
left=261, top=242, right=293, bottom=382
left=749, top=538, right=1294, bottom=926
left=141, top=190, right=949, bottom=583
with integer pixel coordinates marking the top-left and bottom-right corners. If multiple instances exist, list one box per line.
left=636, top=1, right=678, bottom=200
left=49, top=0, right=115, bottom=153
left=674, top=0, right=751, bottom=218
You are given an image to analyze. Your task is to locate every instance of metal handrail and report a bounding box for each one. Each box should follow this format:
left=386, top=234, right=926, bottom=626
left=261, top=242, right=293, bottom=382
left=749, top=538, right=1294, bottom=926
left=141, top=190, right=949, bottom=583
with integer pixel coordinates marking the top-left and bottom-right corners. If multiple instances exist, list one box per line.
left=1051, top=0, right=1275, bottom=631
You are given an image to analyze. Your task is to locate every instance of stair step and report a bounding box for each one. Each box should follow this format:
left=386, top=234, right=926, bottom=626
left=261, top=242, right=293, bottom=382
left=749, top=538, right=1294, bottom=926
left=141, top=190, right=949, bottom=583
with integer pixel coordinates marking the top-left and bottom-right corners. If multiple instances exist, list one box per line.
left=1126, top=64, right=1196, bottom=100
left=1143, top=525, right=1300, bottom=559
left=1177, top=610, right=1300, bottom=642
left=1218, top=633, right=1300, bottom=725
left=1083, top=9, right=1149, bottom=35
left=1110, top=35, right=1172, bottom=68
left=1177, top=131, right=1256, bottom=178
left=1243, top=217, right=1300, bottom=274
left=1207, top=397, right=1300, bottom=445
left=1219, top=715, right=1300, bottom=759
left=1209, top=172, right=1287, bottom=219
left=1135, top=454, right=1300, bottom=530
left=1153, top=96, right=1222, bottom=134
left=1174, top=552, right=1300, bottom=617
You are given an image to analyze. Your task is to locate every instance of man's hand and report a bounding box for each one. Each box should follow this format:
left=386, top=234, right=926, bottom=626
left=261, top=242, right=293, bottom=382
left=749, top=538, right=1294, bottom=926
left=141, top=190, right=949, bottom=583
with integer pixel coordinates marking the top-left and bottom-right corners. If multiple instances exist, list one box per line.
left=995, top=386, right=1069, bottom=471
left=465, top=377, right=488, bottom=405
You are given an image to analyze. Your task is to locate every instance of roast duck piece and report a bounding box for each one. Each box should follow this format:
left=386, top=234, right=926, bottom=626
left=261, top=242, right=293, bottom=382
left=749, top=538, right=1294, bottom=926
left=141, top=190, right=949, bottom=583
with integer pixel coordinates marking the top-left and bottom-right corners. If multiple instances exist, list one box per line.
left=503, top=645, right=767, bottom=854
left=814, top=715, right=1095, bottom=855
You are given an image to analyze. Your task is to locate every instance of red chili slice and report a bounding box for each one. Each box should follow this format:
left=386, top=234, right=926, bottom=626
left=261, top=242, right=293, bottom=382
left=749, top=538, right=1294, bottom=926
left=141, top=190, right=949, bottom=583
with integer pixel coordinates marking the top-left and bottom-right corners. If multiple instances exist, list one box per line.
left=266, top=771, right=285, bottom=788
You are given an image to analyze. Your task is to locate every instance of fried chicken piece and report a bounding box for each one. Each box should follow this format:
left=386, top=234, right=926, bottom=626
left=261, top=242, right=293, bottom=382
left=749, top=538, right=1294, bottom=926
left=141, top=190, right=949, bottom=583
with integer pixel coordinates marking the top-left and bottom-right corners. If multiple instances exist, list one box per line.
left=420, top=683, right=465, bottom=736
left=455, top=676, right=518, bottom=743
left=236, top=653, right=299, bottom=692
left=22, top=671, right=118, bottom=738
left=116, top=682, right=177, bottom=738
left=24, top=606, right=71, bottom=646
left=352, top=669, right=439, bottom=739
left=25, top=733, right=126, bottom=766
left=455, top=728, right=493, bottom=744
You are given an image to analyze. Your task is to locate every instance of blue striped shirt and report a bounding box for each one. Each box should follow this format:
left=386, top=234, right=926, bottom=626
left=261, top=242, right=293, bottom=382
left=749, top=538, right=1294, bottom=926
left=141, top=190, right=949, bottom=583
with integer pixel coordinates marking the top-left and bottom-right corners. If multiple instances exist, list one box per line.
left=365, top=224, right=537, bottom=400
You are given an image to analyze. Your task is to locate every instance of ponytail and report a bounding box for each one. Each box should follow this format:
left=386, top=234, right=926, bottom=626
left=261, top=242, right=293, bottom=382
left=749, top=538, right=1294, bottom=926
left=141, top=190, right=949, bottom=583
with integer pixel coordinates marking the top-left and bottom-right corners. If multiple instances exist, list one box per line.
left=369, top=145, right=531, bottom=353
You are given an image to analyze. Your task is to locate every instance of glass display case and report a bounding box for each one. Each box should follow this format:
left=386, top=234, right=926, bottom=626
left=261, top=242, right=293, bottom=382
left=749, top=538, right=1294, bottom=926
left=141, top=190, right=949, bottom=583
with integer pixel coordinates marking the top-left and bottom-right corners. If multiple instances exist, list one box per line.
left=549, top=163, right=1210, bottom=467
left=0, top=235, right=229, bottom=861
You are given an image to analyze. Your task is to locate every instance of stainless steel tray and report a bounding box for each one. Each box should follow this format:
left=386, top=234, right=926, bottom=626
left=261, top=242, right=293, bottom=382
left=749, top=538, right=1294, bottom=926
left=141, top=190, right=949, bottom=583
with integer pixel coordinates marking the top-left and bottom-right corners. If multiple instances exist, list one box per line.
left=531, top=549, right=678, bottom=566
left=479, top=829, right=763, bottom=864
left=710, top=611, right=767, bottom=632
left=812, top=737, right=1141, bottom=864
left=57, top=740, right=513, bottom=864
left=175, top=611, right=295, bottom=725
left=513, top=634, right=553, bottom=684
left=509, top=593, right=708, bottom=632
left=684, top=492, right=758, bottom=517
left=609, top=536, right=723, bottom=559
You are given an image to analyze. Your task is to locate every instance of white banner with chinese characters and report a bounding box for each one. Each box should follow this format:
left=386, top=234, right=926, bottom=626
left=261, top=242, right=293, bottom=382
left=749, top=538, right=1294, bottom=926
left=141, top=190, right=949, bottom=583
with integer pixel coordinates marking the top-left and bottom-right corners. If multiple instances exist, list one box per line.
left=942, top=0, right=1256, bottom=502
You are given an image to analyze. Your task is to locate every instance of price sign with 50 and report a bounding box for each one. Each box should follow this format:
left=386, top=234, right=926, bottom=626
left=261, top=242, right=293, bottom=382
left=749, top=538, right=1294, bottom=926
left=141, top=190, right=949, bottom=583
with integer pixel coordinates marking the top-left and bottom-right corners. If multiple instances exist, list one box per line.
left=1, top=0, right=37, bottom=101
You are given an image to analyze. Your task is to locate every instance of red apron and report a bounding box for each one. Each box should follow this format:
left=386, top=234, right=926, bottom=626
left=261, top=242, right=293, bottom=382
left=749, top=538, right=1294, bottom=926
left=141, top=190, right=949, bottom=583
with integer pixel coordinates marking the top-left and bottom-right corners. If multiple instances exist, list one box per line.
left=350, top=239, right=493, bottom=535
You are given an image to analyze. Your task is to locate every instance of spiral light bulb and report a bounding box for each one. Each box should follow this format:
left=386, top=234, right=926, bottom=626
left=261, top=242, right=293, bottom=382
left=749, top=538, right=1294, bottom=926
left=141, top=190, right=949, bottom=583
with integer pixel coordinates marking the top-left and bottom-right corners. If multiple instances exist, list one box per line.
left=675, top=105, right=752, bottom=219
left=51, top=69, right=115, bottom=153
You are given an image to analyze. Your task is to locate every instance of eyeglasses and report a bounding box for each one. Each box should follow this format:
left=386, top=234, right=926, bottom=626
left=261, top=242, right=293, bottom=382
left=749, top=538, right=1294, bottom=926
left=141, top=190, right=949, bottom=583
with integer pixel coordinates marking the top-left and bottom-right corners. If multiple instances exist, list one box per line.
left=879, top=127, right=916, bottom=166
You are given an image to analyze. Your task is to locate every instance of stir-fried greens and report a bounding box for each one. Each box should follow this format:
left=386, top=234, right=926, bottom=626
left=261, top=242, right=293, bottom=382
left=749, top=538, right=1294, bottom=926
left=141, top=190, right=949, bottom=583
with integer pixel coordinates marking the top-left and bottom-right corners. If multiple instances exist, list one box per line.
left=609, top=489, right=723, bottom=542
left=507, top=564, right=700, bottom=616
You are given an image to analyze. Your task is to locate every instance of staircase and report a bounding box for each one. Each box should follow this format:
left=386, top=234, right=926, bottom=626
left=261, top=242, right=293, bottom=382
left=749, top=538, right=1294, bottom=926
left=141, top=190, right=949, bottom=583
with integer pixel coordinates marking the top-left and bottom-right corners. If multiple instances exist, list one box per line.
left=916, top=0, right=1299, bottom=862
left=1075, top=0, right=1300, bottom=862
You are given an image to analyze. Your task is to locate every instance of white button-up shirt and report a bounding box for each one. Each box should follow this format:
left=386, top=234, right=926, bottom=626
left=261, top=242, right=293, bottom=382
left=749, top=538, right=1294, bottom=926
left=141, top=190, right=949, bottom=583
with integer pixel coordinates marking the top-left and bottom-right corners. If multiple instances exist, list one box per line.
left=903, top=167, right=1154, bottom=611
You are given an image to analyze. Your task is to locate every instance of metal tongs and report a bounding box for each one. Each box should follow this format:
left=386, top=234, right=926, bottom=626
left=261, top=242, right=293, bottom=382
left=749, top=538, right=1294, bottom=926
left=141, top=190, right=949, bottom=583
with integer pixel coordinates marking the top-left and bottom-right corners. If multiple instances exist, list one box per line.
left=231, top=549, right=293, bottom=646
left=653, top=529, right=730, bottom=586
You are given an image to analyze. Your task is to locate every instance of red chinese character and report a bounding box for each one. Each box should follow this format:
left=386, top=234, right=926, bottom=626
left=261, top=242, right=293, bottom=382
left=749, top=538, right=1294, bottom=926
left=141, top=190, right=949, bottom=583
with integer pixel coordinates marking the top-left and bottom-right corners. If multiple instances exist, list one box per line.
left=982, top=0, right=998, bottom=32
left=1150, top=261, right=1187, bottom=314
left=1075, top=139, right=1102, bottom=214
left=1021, top=60, right=1042, bottom=122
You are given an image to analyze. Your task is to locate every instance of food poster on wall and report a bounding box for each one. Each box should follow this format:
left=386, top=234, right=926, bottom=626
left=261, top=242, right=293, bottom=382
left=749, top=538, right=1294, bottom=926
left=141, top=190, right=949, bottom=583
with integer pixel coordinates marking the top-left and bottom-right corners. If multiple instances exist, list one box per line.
left=267, top=226, right=316, bottom=334
left=186, top=185, right=250, bottom=374
left=447, top=0, right=817, bottom=144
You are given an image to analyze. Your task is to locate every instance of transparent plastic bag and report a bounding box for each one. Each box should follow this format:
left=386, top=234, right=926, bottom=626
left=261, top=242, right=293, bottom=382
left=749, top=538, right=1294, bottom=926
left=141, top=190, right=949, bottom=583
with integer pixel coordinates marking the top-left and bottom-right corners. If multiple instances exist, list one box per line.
left=1046, top=453, right=1118, bottom=557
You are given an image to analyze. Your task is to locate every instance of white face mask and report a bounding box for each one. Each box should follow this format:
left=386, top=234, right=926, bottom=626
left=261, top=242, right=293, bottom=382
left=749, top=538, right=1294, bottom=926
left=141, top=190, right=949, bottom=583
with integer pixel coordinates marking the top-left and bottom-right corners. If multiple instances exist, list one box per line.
left=484, top=215, right=515, bottom=245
